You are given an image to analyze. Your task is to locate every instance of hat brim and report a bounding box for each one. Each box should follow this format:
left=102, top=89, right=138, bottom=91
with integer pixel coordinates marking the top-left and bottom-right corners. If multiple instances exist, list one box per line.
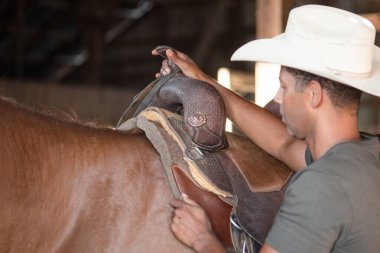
left=231, top=35, right=380, bottom=97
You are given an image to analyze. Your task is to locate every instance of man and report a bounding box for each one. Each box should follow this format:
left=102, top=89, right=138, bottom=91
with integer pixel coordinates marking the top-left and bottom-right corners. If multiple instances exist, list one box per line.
left=153, top=5, right=380, bottom=253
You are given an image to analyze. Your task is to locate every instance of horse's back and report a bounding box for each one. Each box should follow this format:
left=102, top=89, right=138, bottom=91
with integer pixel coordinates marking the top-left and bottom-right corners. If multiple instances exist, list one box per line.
left=0, top=98, right=190, bottom=252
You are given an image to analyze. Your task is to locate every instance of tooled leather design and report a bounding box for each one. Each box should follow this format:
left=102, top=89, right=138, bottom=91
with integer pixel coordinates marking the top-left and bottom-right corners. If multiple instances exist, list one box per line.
left=150, top=75, right=228, bottom=151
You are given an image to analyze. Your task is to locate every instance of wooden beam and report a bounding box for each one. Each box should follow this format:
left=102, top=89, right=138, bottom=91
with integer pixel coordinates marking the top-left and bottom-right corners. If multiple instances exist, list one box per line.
left=256, top=0, right=282, bottom=39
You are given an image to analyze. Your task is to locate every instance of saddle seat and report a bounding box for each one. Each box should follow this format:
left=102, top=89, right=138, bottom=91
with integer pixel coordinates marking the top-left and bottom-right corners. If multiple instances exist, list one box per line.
left=118, top=106, right=293, bottom=250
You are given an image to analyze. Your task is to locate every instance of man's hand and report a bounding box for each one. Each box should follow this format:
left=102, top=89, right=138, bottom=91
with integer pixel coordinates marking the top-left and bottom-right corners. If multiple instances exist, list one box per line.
left=170, top=193, right=226, bottom=253
left=151, top=48, right=210, bottom=82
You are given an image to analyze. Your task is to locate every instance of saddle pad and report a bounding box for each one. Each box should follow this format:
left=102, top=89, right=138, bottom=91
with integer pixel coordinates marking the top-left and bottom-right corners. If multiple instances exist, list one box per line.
left=117, top=106, right=233, bottom=198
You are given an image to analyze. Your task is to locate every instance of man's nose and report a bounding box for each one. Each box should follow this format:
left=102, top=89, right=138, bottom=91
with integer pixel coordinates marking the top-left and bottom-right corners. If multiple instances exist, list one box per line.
left=274, top=88, right=282, bottom=104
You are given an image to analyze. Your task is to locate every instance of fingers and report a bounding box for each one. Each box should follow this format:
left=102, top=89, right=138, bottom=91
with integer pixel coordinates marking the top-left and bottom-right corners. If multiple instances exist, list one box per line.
left=169, top=194, right=216, bottom=250
left=152, top=48, right=169, bottom=77
left=182, top=193, right=200, bottom=207
left=167, top=48, right=191, bottom=61
left=170, top=198, right=185, bottom=208
left=172, top=214, right=182, bottom=225
left=170, top=193, right=200, bottom=208
left=165, top=49, right=188, bottom=71
left=152, top=47, right=190, bottom=74
left=151, top=47, right=189, bottom=60
left=152, top=46, right=204, bottom=80
left=160, top=59, right=172, bottom=75
left=152, top=56, right=171, bottom=77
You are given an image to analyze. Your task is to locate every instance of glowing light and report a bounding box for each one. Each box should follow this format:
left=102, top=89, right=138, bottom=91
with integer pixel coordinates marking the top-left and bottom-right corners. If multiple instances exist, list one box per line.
left=255, top=62, right=281, bottom=107
left=217, top=68, right=233, bottom=132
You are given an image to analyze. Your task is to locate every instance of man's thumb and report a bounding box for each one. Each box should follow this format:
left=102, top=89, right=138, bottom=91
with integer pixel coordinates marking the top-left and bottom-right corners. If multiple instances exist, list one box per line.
left=166, top=49, right=186, bottom=69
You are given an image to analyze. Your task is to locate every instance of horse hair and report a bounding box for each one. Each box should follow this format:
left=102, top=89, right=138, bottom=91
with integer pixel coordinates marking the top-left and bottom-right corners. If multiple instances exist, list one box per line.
left=0, top=95, right=110, bottom=129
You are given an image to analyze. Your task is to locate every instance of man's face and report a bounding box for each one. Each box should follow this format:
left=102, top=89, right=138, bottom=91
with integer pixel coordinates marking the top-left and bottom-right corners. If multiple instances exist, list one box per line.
left=274, top=67, right=312, bottom=139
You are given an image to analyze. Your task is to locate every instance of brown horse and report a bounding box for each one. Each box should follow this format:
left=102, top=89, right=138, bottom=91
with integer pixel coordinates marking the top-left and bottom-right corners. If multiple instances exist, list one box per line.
left=0, top=97, right=193, bottom=252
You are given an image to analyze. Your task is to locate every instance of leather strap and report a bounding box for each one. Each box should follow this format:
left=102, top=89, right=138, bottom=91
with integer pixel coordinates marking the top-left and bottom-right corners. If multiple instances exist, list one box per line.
left=116, top=46, right=181, bottom=127
left=133, top=70, right=180, bottom=116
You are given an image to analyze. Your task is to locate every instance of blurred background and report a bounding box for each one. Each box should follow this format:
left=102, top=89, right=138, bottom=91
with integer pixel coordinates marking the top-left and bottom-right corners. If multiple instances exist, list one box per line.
left=0, top=0, right=379, bottom=132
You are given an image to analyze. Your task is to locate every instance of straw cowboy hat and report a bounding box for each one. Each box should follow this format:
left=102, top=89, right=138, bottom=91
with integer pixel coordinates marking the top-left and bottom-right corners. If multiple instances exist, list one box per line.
left=231, top=5, right=380, bottom=97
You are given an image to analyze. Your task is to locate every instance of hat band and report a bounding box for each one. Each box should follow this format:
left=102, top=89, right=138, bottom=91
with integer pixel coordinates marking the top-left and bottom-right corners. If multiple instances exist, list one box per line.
left=326, top=67, right=372, bottom=79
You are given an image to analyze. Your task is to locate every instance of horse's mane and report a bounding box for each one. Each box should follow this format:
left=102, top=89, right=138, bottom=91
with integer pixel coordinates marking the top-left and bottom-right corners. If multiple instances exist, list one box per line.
left=0, top=95, right=113, bottom=129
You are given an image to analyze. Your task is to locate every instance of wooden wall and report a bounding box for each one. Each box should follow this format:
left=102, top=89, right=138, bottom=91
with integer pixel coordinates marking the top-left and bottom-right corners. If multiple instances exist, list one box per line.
left=0, top=79, right=137, bottom=126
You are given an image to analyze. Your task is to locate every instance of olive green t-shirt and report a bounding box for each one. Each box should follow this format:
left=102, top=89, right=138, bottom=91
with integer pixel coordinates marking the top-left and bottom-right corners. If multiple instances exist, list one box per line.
left=266, top=135, right=380, bottom=253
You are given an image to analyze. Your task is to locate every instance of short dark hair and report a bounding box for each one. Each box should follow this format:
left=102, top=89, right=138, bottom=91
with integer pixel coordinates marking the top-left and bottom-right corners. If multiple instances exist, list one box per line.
left=285, top=67, right=362, bottom=113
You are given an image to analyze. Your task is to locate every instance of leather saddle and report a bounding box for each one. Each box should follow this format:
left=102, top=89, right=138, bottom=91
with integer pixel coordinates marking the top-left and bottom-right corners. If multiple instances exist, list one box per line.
left=117, top=46, right=293, bottom=252
left=117, top=45, right=228, bottom=152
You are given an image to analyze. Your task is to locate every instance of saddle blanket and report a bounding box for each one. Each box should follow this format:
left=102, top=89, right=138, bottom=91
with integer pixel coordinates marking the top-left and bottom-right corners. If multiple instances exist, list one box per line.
left=117, top=106, right=232, bottom=198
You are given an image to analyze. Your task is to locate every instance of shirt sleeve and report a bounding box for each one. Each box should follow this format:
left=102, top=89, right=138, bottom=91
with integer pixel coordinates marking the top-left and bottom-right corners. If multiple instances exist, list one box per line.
left=265, top=169, right=351, bottom=253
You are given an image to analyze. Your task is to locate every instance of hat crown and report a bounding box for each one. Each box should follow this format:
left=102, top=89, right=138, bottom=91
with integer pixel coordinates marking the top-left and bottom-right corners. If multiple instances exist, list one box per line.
left=285, top=5, right=375, bottom=74
left=231, top=4, right=380, bottom=97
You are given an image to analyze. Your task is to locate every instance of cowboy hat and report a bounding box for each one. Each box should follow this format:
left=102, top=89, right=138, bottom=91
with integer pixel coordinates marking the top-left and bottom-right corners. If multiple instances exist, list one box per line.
left=231, top=5, right=380, bottom=97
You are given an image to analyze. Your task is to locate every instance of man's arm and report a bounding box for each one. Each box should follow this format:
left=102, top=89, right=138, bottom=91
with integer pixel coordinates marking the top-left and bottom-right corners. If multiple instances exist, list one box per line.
left=153, top=48, right=307, bottom=171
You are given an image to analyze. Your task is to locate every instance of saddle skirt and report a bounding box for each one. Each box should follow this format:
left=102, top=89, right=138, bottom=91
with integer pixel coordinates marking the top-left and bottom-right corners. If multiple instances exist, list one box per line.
left=117, top=106, right=293, bottom=248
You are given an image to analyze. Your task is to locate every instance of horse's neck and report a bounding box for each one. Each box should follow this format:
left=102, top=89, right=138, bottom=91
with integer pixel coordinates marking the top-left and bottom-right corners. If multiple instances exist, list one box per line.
left=1, top=99, right=97, bottom=172
left=0, top=99, right=159, bottom=196
left=0, top=99, right=189, bottom=252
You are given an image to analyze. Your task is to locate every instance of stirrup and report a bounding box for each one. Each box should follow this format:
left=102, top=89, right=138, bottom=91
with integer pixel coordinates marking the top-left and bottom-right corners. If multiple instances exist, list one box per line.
left=230, top=211, right=261, bottom=253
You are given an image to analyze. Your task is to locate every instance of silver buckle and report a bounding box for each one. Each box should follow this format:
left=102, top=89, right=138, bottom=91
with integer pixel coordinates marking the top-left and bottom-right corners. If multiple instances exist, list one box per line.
left=185, top=146, right=204, bottom=161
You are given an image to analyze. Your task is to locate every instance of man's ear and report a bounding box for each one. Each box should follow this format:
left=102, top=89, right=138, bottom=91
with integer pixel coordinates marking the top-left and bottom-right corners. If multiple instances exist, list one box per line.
left=309, top=80, right=323, bottom=107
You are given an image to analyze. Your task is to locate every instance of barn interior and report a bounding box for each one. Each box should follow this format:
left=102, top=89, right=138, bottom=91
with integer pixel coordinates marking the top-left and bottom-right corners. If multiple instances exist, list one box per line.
left=0, top=0, right=380, bottom=132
